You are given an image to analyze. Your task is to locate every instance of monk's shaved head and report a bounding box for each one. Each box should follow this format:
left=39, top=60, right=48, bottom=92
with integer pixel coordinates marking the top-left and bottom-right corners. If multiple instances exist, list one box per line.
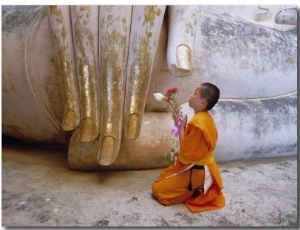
left=200, top=83, right=220, bottom=110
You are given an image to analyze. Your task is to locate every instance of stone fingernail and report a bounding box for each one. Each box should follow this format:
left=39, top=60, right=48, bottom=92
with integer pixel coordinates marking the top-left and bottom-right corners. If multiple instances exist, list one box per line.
left=98, top=136, right=117, bottom=165
left=62, top=109, right=77, bottom=131
left=80, top=118, right=95, bottom=142
left=126, top=113, right=140, bottom=140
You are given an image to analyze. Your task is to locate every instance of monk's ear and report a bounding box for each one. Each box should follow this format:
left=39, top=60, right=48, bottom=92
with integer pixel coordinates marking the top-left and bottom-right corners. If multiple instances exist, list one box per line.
left=201, top=97, right=207, bottom=105
left=201, top=98, right=208, bottom=108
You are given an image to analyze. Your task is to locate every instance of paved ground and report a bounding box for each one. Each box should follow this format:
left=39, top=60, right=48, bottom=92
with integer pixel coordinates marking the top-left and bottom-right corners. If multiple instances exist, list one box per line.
left=1, top=138, right=298, bottom=228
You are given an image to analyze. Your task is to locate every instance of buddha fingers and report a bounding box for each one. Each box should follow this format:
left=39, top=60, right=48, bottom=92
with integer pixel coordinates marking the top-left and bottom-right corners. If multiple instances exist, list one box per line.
left=167, top=5, right=199, bottom=78
left=47, top=5, right=80, bottom=131
left=124, top=5, right=166, bottom=140
left=97, top=6, right=132, bottom=165
left=49, top=5, right=166, bottom=165
left=70, top=6, right=100, bottom=142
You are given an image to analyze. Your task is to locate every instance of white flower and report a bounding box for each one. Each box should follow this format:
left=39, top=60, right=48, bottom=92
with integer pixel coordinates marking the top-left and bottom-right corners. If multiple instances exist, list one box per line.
left=153, top=93, right=167, bottom=101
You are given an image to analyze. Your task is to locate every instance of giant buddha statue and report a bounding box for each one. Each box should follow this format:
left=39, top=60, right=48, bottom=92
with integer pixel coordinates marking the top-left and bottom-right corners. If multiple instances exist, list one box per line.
left=2, top=5, right=297, bottom=170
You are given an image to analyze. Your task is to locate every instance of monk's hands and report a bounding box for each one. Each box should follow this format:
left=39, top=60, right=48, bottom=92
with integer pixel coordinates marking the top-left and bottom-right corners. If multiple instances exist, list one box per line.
left=172, top=111, right=187, bottom=130
left=172, top=111, right=187, bottom=144
left=180, top=114, right=188, bottom=131
left=172, top=111, right=180, bottom=125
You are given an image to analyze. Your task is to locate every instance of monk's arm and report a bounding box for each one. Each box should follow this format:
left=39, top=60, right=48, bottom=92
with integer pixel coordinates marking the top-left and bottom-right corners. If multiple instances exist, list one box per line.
left=179, top=125, right=208, bottom=163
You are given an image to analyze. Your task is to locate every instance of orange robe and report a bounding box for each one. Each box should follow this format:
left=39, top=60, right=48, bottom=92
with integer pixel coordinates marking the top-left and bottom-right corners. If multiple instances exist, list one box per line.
left=152, top=111, right=225, bottom=213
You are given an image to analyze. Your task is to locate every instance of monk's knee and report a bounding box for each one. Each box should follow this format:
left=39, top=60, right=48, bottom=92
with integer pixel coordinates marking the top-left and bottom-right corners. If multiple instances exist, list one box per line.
left=152, top=182, right=172, bottom=205
left=152, top=183, right=165, bottom=200
left=152, top=182, right=161, bottom=199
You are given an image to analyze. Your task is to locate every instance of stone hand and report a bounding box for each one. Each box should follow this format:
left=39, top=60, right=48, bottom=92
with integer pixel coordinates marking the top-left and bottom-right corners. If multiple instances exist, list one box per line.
left=47, top=5, right=166, bottom=165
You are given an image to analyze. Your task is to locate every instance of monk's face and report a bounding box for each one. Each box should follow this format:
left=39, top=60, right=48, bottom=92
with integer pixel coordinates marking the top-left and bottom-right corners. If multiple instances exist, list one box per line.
left=189, top=86, right=207, bottom=111
left=189, top=87, right=201, bottom=108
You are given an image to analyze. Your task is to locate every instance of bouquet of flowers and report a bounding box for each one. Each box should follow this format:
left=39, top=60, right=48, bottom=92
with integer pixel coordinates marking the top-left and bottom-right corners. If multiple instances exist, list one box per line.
left=153, top=87, right=183, bottom=165
left=153, top=87, right=183, bottom=117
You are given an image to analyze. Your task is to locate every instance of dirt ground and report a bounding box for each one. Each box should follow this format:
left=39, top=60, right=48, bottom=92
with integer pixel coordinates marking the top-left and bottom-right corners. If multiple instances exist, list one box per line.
left=1, top=138, right=298, bottom=228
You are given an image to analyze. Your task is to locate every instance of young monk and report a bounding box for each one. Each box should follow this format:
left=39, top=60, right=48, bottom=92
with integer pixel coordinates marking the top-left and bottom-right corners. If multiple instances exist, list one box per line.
left=152, top=82, right=225, bottom=213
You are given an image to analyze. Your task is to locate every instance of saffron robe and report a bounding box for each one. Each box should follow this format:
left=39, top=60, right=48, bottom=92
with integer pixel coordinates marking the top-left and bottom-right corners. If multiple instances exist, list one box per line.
left=152, top=111, right=225, bottom=213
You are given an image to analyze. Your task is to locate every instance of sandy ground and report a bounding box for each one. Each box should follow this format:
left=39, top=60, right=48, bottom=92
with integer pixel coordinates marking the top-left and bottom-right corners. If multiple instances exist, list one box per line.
left=1, top=138, right=298, bottom=228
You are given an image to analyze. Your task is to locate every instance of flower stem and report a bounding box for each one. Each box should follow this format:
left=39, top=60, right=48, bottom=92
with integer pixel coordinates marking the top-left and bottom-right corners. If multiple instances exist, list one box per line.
left=163, top=99, right=177, bottom=112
